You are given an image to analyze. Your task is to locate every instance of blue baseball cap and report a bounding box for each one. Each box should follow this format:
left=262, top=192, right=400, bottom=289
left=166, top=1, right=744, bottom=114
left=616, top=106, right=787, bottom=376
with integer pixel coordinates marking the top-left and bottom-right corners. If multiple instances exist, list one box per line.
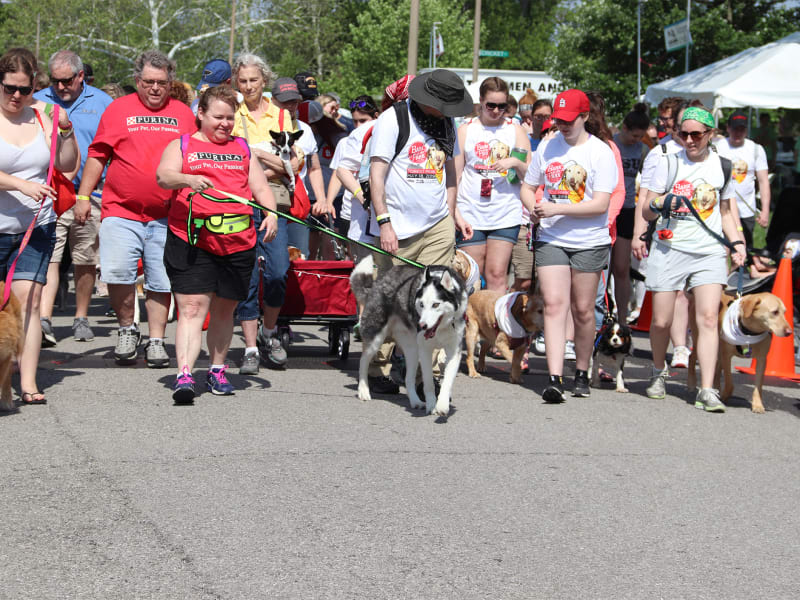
left=197, top=59, right=231, bottom=91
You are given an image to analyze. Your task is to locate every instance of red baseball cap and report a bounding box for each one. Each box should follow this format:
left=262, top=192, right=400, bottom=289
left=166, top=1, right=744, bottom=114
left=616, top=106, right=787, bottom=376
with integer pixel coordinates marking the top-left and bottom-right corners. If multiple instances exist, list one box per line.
left=551, top=89, right=590, bottom=121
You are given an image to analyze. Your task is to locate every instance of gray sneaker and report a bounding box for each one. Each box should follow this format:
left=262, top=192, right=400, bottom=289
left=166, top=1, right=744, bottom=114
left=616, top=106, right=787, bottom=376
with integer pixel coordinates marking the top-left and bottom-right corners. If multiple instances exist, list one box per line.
left=72, top=317, right=94, bottom=341
left=144, top=338, right=170, bottom=368
left=239, top=351, right=260, bottom=375
left=41, top=317, right=57, bottom=347
left=115, top=327, right=141, bottom=363
left=695, top=388, right=726, bottom=413
left=646, top=367, right=669, bottom=399
left=257, top=328, right=287, bottom=368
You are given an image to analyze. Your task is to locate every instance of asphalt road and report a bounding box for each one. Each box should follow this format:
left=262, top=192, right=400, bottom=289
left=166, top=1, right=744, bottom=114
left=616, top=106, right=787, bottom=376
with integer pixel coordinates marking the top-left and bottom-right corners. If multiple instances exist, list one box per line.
left=1, top=300, right=799, bottom=599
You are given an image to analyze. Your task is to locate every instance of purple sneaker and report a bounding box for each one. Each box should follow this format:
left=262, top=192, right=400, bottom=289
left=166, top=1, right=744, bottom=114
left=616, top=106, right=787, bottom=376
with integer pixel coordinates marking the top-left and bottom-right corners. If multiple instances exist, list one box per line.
left=206, top=365, right=234, bottom=395
left=173, top=366, right=196, bottom=404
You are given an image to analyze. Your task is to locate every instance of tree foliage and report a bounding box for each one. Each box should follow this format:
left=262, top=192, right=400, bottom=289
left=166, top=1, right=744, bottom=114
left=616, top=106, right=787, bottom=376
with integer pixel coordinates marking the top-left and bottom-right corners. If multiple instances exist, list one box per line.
left=547, top=0, right=800, bottom=121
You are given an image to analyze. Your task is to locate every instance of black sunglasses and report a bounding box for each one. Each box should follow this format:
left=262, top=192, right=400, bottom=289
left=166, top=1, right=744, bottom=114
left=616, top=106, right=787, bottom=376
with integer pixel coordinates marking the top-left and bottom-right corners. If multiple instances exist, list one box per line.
left=2, top=82, right=33, bottom=96
left=678, top=129, right=710, bottom=141
left=349, top=100, right=375, bottom=111
left=50, top=73, right=78, bottom=86
left=485, top=102, right=508, bottom=111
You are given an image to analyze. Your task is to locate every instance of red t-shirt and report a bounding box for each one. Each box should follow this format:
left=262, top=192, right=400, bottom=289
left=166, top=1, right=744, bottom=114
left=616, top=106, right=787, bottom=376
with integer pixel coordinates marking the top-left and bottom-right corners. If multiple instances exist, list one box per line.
left=168, top=134, right=256, bottom=255
left=88, top=94, right=194, bottom=222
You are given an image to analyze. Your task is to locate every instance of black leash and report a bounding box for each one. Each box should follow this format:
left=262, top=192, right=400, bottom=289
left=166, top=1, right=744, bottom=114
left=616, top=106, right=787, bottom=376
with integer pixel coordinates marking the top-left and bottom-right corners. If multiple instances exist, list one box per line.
left=188, top=188, right=425, bottom=269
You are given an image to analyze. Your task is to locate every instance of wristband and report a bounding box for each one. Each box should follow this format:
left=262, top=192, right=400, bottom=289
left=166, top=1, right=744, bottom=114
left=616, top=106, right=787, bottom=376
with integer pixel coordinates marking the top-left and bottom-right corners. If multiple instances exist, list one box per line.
left=76, top=194, right=91, bottom=202
left=353, top=187, right=362, bottom=197
left=736, top=226, right=744, bottom=232
left=376, top=213, right=390, bottom=221
left=377, top=214, right=391, bottom=226
left=59, top=126, right=74, bottom=137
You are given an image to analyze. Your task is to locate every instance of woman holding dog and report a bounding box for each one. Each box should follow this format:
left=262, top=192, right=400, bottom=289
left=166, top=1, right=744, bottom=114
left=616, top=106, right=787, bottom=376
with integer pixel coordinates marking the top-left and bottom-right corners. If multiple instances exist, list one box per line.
left=0, top=49, right=79, bottom=406
left=156, top=85, right=277, bottom=403
left=454, top=77, right=531, bottom=293
left=641, top=106, right=746, bottom=412
left=521, top=89, right=617, bottom=403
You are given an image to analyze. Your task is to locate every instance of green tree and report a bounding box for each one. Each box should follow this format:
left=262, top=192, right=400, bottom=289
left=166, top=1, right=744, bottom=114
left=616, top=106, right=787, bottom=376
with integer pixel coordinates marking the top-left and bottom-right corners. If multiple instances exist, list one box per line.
left=546, top=0, right=800, bottom=121
left=325, top=0, right=475, bottom=101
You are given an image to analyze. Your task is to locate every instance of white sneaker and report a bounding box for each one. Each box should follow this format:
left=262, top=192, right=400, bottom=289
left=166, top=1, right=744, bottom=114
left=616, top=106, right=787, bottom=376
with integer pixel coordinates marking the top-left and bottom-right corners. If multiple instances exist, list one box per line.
left=671, top=345, right=691, bottom=369
left=564, top=340, right=576, bottom=361
left=532, top=333, right=546, bottom=355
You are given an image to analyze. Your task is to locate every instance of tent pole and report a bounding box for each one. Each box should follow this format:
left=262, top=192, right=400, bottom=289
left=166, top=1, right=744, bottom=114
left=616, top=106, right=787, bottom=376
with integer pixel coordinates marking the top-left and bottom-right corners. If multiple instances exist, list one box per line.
left=637, top=1, right=642, bottom=99
left=685, top=0, right=691, bottom=73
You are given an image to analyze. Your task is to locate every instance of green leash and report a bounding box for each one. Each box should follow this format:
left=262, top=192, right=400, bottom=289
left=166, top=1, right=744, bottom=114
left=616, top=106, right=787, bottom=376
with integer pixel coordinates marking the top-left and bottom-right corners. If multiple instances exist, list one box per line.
left=188, top=188, right=425, bottom=269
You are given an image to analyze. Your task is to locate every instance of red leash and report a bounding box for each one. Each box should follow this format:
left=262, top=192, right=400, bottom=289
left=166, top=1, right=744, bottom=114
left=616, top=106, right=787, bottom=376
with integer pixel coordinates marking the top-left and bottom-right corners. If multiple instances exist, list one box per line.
left=0, top=107, right=59, bottom=310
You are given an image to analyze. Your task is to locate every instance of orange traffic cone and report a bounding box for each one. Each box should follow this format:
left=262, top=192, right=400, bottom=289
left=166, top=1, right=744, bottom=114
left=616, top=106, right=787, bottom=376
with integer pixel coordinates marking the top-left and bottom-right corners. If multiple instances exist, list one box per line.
left=737, top=255, right=800, bottom=380
left=630, top=291, right=652, bottom=332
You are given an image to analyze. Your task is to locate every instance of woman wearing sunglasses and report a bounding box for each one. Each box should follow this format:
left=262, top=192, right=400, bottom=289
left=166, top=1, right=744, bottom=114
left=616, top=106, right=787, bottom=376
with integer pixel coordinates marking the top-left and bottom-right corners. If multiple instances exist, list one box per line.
left=454, top=77, right=531, bottom=294
left=0, top=49, right=78, bottom=406
left=641, top=106, right=746, bottom=412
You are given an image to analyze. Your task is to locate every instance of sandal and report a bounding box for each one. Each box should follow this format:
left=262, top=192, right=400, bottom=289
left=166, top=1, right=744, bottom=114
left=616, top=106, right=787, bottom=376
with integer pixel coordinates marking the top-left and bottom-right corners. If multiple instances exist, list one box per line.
left=21, top=391, right=46, bottom=405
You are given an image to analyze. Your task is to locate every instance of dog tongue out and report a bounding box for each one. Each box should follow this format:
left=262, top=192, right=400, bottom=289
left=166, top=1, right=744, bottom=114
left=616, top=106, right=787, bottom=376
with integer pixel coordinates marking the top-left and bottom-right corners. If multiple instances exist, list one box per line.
left=423, top=316, right=442, bottom=339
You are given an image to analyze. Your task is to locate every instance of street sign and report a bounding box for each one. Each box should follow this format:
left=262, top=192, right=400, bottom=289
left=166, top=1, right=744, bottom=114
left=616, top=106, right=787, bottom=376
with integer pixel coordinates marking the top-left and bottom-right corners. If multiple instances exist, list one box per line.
left=479, top=50, right=509, bottom=58
left=664, top=18, right=691, bottom=52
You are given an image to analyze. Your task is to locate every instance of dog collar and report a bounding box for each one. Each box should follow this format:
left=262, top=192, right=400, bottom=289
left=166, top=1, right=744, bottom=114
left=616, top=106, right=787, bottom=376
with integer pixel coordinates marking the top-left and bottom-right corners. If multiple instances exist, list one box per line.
left=720, top=298, right=769, bottom=347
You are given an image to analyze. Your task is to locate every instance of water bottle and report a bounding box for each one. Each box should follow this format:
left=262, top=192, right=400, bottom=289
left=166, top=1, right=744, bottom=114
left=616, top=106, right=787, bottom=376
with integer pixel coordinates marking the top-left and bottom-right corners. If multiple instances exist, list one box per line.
left=506, top=147, right=528, bottom=184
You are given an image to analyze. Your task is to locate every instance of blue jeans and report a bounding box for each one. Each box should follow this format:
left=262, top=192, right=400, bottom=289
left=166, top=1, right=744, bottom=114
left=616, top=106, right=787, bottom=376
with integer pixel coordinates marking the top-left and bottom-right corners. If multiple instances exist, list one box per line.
left=287, top=219, right=310, bottom=257
left=0, top=222, right=57, bottom=284
left=236, top=210, right=289, bottom=321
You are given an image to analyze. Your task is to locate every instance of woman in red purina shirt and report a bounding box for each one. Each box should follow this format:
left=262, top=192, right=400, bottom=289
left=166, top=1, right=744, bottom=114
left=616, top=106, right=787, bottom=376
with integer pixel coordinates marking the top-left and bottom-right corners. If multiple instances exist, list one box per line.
left=156, top=86, right=277, bottom=404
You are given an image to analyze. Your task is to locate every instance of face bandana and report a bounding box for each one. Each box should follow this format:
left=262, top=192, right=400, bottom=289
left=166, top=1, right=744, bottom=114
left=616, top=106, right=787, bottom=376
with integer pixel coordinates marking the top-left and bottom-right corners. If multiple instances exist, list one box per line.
left=409, top=100, right=456, bottom=158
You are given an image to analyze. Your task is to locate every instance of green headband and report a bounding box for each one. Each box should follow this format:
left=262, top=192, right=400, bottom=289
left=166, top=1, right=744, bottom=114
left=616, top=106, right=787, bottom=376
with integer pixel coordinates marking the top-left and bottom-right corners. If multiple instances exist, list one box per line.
left=681, top=106, right=715, bottom=128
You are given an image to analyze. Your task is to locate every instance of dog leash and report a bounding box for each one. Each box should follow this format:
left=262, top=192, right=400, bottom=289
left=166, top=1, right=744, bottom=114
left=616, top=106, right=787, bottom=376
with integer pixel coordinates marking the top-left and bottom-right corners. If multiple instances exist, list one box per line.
left=188, top=188, right=425, bottom=269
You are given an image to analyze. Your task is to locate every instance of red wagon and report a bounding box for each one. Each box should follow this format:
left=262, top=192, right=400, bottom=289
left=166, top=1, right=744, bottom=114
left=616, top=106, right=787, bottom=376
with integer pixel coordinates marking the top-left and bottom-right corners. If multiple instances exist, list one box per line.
left=264, top=259, right=358, bottom=360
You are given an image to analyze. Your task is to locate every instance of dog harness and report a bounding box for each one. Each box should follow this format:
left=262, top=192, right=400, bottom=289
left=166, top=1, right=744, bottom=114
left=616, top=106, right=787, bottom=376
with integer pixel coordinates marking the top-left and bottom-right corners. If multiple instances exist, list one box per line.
left=721, top=297, right=768, bottom=348
left=493, top=292, right=530, bottom=349
left=459, top=250, right=481, bottom=294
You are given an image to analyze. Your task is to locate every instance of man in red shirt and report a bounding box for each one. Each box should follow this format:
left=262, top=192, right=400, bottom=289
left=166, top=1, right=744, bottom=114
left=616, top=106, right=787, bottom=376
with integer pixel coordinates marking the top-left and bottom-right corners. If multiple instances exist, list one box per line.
left=75, top=50, right=194, bottom=367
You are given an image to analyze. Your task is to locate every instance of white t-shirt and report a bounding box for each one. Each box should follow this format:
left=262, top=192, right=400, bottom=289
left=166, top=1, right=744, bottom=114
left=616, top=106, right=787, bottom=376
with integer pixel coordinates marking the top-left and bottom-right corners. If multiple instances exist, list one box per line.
left=640, top=138, right=682, bottom=190
left=649, top=148, right=734, bottom=257
left=369, top=101, right=458, bottom=240
left=523, top=132, right=617, bottom=249
left=296, top=120, right=317, bottom=180
left=328, top=140, right=349, bottom=221
left=456, top=117, right=522, bottom=230
left=715, top=138, right=768, bottom=219
left=338, top=121, right=378, bottom=241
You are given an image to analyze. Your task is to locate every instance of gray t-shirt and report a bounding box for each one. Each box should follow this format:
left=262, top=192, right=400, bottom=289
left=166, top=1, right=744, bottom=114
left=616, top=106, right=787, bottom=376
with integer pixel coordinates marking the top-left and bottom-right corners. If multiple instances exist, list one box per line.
left=613, top=133, right=644, bottom=208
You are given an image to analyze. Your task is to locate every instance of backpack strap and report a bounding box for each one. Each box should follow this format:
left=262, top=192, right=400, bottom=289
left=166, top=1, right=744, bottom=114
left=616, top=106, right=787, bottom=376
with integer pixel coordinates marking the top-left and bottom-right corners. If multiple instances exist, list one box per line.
left=392, top=101, right=410, bottom=161
left=180, top=133, right=190, bottom=157
left=233, top=136, right=251, bottom=159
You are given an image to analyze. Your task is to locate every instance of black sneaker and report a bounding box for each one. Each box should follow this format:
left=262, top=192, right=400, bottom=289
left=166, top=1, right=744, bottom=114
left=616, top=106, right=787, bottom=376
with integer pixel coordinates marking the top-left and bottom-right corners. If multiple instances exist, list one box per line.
left=573, top=370, right=590, bottom=397
left=542, top=375, right=566, bottom=404
left=368, top=375, right=400, bottom=394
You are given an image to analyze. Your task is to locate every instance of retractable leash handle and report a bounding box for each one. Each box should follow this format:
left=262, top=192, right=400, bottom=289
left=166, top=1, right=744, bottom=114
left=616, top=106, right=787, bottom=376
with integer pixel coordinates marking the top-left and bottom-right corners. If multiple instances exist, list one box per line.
left=191, top=188, right=426, bottom=269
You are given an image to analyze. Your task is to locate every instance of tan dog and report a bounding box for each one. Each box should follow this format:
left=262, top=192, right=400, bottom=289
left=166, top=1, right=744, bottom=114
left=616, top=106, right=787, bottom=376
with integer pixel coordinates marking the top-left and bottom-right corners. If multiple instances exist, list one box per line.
left=288, top=245, right=305, bottom=261
left=562, top=164, right=587, bottom=203
left=688, top=292, right=792, bottom=413
left=465, top=288, right=544, bottom=383
left=691, top=182, right=717, bottom=220
left=0, top=283, right=24, bottom=412
left=450, top=249, right=480, bottom=295
left=489, top=141, right=510, bottom=163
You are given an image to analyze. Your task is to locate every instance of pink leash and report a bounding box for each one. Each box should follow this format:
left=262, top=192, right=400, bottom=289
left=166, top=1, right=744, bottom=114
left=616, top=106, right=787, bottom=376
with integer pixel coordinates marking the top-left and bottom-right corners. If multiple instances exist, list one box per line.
left=0, top=106, right=59, bottom=310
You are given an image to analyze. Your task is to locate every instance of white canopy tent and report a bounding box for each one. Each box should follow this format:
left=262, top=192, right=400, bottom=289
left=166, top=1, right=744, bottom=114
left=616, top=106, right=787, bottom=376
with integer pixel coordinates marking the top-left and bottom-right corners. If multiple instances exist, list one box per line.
left=645, top=32, right=800, bottom=112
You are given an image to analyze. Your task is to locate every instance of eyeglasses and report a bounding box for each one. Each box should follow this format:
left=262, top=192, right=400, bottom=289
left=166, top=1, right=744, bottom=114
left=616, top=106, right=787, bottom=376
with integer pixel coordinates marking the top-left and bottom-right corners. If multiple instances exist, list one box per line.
left=349, top=100, right=376, bottom=111
left=657, top=116, right=673, bottom=123
left=139, top=78, right=170, bottom=89
left=2, top=82, right=33, bottom=96
left=533, top=113, right=551, bottom=121
left=678, top=129, right=710, bottom=141
left=484, top=102, right=508, bottom=111
left=50, top=73, right=77, bottom=87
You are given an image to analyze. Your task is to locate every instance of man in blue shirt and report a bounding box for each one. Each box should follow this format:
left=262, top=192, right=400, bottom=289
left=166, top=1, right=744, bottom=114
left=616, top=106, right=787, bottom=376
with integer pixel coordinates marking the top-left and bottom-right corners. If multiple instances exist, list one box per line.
left=34, top=50, right=113, bottom=345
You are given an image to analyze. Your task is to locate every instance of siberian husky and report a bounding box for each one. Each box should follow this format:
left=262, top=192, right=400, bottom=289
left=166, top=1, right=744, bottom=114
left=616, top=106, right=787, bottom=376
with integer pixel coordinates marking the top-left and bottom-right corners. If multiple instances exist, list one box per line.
left=350, top=257, right=467, bottom=417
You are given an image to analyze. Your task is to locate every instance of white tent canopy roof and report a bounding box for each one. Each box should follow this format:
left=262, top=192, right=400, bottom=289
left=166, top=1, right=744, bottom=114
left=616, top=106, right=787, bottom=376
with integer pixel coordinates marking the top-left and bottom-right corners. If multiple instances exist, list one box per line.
left=645, top=32, right=800, bottom=111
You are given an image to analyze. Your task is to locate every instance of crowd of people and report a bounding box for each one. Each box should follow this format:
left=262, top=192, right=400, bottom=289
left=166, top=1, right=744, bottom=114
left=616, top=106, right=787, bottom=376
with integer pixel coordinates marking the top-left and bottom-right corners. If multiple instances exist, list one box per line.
left=0, top=45, right=788, bottom=410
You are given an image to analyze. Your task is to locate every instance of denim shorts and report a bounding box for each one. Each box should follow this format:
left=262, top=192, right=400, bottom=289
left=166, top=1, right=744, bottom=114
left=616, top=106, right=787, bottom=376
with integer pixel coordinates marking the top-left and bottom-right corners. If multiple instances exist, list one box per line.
left=99, top=217, right=171, bottom=292
left=456, top=224, right=521, bottom=247
left=0, top=222, right=57, bottom=285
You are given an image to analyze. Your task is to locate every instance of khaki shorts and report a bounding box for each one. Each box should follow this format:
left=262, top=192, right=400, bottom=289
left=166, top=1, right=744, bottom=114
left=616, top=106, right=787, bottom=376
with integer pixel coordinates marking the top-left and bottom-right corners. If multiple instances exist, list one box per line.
left=50, top=197, right=101, bottom=265
left=269, top=181, right=291, bottom=211
left=645, top=243, right=727, bottom=292
left=511, top=223, right=533, bottom=282
left=373, top=214, right=456, bottom=274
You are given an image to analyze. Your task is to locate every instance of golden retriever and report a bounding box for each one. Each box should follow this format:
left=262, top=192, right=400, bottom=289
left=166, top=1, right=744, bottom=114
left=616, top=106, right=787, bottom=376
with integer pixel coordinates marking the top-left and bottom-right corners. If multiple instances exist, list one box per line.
left=0, top=283, right=24, bottom=412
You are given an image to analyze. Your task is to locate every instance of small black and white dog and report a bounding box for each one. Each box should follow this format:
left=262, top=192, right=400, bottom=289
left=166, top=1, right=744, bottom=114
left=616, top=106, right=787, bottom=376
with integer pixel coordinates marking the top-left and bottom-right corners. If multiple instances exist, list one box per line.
left=590, top=320, right=633, bottom=393
left=350, top=257, right=467, bottom=417
left=269, top=129, right=303, bottom=193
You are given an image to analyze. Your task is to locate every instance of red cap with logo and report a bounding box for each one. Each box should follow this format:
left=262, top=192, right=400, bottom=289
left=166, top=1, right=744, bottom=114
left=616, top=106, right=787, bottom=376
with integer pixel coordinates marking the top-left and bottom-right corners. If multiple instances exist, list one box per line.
left=551, top=89, right=590, bottom=121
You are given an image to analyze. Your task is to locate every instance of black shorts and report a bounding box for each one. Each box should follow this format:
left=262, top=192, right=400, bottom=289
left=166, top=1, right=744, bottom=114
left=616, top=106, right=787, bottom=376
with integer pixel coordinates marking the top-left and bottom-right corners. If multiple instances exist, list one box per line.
left=615, top=207, right=635, bottom=240
left=163, top=230, right=256, bottom=300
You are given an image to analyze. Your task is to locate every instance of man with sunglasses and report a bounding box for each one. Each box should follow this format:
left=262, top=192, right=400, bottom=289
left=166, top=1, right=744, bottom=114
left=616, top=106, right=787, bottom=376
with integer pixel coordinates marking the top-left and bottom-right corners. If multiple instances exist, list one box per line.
left=34, top=50, right=113, bottom=347
left=74, top=50, right=194, bottom=368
